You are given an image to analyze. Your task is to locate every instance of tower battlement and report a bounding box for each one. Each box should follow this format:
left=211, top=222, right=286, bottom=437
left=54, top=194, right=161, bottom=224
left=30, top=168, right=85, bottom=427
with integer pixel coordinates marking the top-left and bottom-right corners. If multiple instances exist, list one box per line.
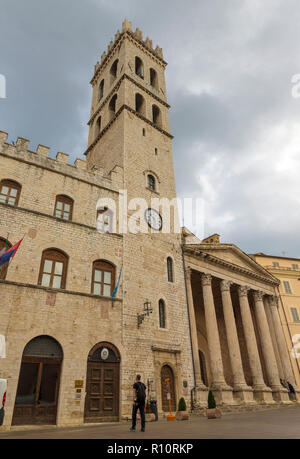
left=0, top=130, right=123, bottom=187
left=93, top=19, right=165, bottom=82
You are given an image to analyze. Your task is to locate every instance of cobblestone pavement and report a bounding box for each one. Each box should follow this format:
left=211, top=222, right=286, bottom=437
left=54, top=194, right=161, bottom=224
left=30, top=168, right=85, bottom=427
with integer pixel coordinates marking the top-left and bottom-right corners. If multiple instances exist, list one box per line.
left=1, top=405, right=300, bottom=439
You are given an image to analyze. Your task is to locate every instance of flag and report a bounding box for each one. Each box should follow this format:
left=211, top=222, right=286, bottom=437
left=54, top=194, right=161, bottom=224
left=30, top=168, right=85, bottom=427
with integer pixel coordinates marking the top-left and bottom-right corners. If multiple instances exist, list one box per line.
left=0, top=238, right=23, bottom=267
left=112, top=267, right=122, bottom=299
left=0, top=235, right=9, bottom=257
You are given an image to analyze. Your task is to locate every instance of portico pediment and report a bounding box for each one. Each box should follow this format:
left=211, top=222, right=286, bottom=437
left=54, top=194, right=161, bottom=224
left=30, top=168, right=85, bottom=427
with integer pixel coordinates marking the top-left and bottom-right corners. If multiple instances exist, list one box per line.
left=183, top=243, right=279, bottom=285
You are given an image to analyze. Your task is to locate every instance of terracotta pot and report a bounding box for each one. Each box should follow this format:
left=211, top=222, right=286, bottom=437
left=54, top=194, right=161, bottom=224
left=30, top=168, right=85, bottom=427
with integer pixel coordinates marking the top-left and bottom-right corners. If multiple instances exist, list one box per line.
left=176, top=410, right=189, bottom=421
left=145, top=413, right=156, bottom=422
left=206, top=408, right=222, bottom=419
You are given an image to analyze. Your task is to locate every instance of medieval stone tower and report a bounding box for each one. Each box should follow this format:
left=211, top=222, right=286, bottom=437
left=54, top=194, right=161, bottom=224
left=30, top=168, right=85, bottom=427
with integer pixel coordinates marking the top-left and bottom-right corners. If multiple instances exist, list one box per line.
left=85, top=19, right=195, bottom=416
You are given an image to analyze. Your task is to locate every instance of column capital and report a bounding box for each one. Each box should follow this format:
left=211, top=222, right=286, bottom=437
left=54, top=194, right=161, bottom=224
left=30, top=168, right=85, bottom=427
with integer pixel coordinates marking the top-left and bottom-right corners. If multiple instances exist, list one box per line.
left=220, top=280, right=232, bottom=292
left=253, top=291, right=265, bottom=302
left=201, top=273, right=212, bottom=287
left=269, top=295, right=279, bottom=308
left=238, top=285, right=250, bottom=297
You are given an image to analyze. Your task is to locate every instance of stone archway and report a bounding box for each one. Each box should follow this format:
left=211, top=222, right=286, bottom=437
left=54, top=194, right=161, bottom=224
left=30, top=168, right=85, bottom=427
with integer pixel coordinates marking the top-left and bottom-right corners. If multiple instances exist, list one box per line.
left=84, top=342, right=120, bottom=423
left=12, top=335, right=63, bottom=426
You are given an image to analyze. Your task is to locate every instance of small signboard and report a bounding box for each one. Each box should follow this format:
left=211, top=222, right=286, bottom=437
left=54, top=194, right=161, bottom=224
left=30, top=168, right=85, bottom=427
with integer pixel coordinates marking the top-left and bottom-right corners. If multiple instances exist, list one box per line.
left=75, top=380, right=84, bottom=388
left=167, top=393, right=171, bottom=400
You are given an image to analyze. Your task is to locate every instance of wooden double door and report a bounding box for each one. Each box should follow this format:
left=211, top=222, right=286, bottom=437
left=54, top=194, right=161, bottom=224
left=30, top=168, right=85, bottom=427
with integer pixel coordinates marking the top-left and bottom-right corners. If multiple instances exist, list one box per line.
left=84, top=361, right=119, bottom=422
left=12, top=357, right=61, bottom=426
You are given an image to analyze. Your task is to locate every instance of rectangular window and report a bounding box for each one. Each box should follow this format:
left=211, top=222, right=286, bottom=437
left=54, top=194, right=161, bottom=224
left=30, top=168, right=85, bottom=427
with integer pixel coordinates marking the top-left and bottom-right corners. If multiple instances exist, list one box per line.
left=283, top=281, right=292, bottom=294
left=272, top=262, right=279, bottom=267
left=292, top=264, right=299, bottom=270
left=291, top=308, right=300, bottom=322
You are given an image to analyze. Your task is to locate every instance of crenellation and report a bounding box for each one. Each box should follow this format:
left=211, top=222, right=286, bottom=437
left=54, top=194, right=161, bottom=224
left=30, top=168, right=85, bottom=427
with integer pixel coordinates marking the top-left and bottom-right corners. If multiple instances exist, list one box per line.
left=122, top=18, right=132, bottom=33
left=0, top=133, right=123, bottom=191
left=108, top=40, right=114, bottom=53
left=114, top=29, right=121, bottom=42
left=56, top=151, right=69, bottom=164
left=155, top=45, right=163, bottom=59
left=16, top=137, right=30, bottom=151
left=36, top=144, right=50, bottom=158
left=101, top=51, right=107, bottom=64
left=0, top=130, right=8, bottom=144
left=134, top=27, right=143, bottom=41
left=74, top=158, right=87, bottom=170
left=144, top=37, right=153, bottom=50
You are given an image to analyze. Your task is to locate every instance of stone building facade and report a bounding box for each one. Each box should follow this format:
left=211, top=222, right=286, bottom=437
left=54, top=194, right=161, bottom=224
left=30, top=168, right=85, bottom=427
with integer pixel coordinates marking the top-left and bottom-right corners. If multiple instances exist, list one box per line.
left=0, top=20, right=298, bottom=430
left=252, top=253, right=300, bottom=388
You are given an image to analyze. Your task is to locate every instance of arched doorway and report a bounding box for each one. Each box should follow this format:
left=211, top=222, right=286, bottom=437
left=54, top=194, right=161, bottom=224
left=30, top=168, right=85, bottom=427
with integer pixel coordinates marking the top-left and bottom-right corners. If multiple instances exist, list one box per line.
left=161, top=365, right=176, bottom=413
left=12, top=335, right=63, bottom=426
left=84, top=342, right=120, bottom=423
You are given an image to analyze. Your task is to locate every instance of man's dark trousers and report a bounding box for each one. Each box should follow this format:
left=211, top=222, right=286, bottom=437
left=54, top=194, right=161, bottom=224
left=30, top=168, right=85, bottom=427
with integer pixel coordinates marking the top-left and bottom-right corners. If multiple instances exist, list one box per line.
left=132, top=402, right=145, bottom=430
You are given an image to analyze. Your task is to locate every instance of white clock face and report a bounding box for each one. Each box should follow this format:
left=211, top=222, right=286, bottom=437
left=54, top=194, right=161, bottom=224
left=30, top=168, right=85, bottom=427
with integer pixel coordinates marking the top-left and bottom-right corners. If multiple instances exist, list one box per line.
left=145, top=208, right=162, bottom=231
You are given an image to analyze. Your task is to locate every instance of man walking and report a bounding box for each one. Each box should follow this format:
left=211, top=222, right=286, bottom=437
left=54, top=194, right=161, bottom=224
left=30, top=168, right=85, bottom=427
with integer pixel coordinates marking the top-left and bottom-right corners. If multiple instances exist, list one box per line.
left=130, top=374, right=146, bottom=432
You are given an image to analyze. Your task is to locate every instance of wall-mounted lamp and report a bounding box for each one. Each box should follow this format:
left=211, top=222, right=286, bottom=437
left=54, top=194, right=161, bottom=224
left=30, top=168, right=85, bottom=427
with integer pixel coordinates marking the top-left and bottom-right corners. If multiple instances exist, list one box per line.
left=137, top=299, right=153, bottom=328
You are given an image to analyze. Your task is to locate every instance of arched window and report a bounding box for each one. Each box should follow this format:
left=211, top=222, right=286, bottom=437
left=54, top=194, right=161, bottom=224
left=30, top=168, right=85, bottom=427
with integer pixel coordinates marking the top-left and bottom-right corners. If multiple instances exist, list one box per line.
left=147, top=174, right=156, bottom=191
left=95, top=116, right=102, bottom=137
left=98, top=79, right=104, bottom=101
left=0, top=179, right=21, bottom=206
left=135, top=57, right=144, bottom=79
left=96, top=207, right=113, bottom=233
left=159, top=299, right=166, bottom=329
left=110, top=59, right=118, bottom=84
left=38, top=249, right=68, bottom=289
left=167, top=257, right=174, bottom=282
left=0, top=237, right=12, bottom=280
left=92, top=260, right=115, bottom=297
left=135, top=93, right=145, bottom=116
left=152, top=105, right=162, bottom=127
left=54, top=195, right=73, bottom=221
left=109, top=94, right=118, bottom=120
left=150, top=68, right=158, bottom=89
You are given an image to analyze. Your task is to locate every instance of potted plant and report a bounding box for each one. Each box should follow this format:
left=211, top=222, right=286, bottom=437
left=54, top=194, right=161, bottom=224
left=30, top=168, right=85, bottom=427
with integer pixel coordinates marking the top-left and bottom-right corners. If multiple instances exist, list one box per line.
left=206, top=390, right=222, bottom=419
left=176, top=397, right=189, bottom=421
left=145, top=400, right=155, bottom=422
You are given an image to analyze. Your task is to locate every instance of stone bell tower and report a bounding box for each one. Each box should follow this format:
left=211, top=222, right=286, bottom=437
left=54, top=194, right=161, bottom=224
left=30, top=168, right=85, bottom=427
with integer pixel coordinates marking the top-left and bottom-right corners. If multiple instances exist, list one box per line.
left=85, top=20, right=196, bottom=416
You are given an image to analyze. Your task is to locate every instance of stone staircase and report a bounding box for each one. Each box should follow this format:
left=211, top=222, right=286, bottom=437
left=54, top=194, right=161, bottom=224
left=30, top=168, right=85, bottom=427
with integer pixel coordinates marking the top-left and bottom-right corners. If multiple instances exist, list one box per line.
left=192, top=401, right=299, bottom=417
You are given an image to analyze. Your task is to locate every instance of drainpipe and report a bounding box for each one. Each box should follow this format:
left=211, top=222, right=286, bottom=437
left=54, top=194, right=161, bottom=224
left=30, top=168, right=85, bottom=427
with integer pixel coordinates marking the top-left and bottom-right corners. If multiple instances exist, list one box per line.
left=181, top=243, right=196, bottom=411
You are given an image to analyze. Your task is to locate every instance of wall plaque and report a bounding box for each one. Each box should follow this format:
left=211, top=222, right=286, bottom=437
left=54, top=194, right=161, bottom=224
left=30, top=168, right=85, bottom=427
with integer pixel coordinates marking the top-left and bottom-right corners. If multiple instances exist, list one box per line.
left=75, top=380, right=84, bottom=388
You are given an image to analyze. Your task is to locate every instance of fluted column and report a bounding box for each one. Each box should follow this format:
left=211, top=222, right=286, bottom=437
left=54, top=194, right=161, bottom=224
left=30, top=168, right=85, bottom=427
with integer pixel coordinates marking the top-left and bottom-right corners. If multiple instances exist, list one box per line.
left=220, top=281, right=253, bottom=401
left=264, top=296, right=285, bottom=380
left=185, top=268, right=205, bottom=388
left=270, top=296, right=297, bottom=387
left=237, top=286, right=271, bottom=402
left=252, top=291, right=287, bottom=403
left=201, top=274, right=231, bottom=395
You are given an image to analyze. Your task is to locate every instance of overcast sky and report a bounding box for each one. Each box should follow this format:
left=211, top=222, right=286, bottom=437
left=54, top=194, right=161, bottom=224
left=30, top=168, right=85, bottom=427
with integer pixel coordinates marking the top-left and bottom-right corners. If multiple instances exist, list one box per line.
left=1, top=0, right=300, bottom=257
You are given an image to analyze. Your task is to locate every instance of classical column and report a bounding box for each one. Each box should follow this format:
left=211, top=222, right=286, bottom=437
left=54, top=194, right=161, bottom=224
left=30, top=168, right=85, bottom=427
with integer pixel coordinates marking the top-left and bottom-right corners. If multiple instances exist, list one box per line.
left=264, top=296, right=285, bottom=380
left=220, top=280, right=253, bottom=402
left=253, top=291, right=289, bottom=403
left=201, top=274, right=233, bottom=404
left=185, top=268, right=208, bottom=408
left=237, top=286, right=272, bottom=403
left=185, top=268, right=205, bottom=388
left=269, top=296, right=298, bottom=388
